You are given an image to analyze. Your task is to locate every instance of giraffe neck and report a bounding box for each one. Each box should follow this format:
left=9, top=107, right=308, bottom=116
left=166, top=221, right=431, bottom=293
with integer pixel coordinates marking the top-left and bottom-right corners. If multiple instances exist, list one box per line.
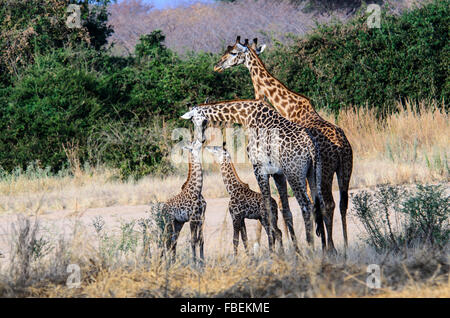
left=198, top=100, right=259, bottom=126
left=181, top=153, right=192, bottom=190
left=245, top=49, right=317, bottom=119
left=184, top=152, right=203, bottom=196
left=219, top=157, right=248, bottom=194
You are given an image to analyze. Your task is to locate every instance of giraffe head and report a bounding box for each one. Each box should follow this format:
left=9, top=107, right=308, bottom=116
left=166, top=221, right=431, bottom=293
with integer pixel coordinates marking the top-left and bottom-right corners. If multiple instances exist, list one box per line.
left=181, top=106, right=208, bottom=143
left=214, top=36, right=266, bottom=72
left=182, top=139, right=203, bottom=162
left=205, top=143, right=231, bottom=164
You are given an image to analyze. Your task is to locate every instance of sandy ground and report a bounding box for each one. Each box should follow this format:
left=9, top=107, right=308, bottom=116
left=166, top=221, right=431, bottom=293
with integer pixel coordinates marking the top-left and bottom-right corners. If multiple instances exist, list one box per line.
left=0, top=189, right=367, bottom=261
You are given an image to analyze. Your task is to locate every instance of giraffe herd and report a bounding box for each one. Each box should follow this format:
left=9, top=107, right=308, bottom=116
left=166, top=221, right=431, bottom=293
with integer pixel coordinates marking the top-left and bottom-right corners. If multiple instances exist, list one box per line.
left=162, top=36, right=353, bottom=262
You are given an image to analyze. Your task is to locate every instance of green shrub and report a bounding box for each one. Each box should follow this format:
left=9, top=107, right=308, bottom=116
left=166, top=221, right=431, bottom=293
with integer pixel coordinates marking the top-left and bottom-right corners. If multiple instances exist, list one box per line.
left=0, top=0, right=113, bottom=86
left=352, top=184, right=449, bottom=252
left=0, top=0, right=448, bottom=176
left=266, top=0, right=449, bottom=113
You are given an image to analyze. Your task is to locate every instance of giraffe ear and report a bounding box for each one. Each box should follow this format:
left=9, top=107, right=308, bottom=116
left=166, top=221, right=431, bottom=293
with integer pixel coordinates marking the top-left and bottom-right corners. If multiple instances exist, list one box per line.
left=236, top=36, right=241, bottom=44
left=227, top=45, right=233, bottom=52
left=256, top=44, right=266, bottom=55
left=181, top=109, right=194, bottom=119
left=244, top=39, right=249, bottom=46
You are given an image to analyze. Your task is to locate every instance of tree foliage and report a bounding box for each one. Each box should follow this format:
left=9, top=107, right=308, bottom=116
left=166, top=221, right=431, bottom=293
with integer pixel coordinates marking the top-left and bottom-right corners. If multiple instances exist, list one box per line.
left=0, top=0, right=448, bottom=177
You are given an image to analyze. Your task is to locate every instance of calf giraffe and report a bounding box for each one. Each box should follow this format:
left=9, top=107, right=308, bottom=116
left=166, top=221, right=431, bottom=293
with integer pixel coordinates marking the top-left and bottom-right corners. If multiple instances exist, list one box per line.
left=206, top=144, right=282, bottom=254
left=214, top=36, right=353, bottom=252
left=182, top=100, right=325, bottom=251
left=161, top=139, right=207, bottom=262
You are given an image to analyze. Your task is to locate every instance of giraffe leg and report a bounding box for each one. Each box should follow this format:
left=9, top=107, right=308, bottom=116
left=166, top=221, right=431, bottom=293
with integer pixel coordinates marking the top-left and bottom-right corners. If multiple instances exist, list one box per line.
left=240, top=219, right=249, bottom=254
left=286, top=173, right=314, bottom=248
left=198, top=204, right=206, bottom=262
left=167, top=220, right=184, bottom=262
left=322, top=181, right=337, bottom=254
left=259, top=218, right=274, bottom=252
left=253, top=166, right=275, bottom=252
left=336, top=151, right=353, bottom=252
left=306, top=165, right=326, bottom=252
left=273, top=173, right=299, bottom=253
left=269, top=198, right=284, bottom=254
left=232, top=217, right=241, bottom=256
left=190, top=220, right=201, bottom=263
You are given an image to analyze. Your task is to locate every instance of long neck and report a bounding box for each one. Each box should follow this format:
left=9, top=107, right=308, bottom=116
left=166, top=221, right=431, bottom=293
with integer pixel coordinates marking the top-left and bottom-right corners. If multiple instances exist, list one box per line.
left=220, top=157, right=248, bottom=194
left=199, top=100, right=258, bottom=126
left=184, top=152, right=203, bottom=196
left=181, top=153, right=192, bottom=190
left=245, top=49, right=317, bottom=120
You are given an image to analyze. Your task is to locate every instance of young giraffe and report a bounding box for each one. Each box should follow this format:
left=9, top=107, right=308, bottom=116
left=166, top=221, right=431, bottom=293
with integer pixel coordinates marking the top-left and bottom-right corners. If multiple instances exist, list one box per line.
left=214, top=36, right=353, bottom=252
left=181, top=99, right=325, bottom=251
left=161, top=139, right=207, bottom=262
left=205, top=144, right=282, bottom=254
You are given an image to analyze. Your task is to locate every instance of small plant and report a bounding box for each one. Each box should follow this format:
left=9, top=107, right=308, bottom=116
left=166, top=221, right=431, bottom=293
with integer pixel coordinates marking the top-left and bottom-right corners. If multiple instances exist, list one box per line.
left=401, top=184, right=449, bottom=248
left=117, top=220, right=139, bottom=253
left=137, top=217, right=152, bottom=259
left=352, top=184, right=449, bottom=253
left=8, top=215, right=53, bottom=285
left=91, top=216, right=118, bottom=264
left=149, top=202, right=171, bottom=249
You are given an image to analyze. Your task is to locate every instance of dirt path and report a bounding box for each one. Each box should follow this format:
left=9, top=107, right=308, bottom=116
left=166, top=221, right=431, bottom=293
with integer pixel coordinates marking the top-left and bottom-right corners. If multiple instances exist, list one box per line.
left=0, top=190, right=366, bottom=259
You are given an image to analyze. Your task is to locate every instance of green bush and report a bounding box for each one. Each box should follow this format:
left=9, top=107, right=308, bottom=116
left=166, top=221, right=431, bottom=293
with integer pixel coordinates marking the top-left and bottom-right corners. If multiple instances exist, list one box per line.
left=266, top=0, right=449, bottom=113
left=0, top=0, right=113, bottom=86
left=0, top=48, right=105, bottom=171
left=0, top=0, right=448, bottom=176
left=352, top=184, right=449, bottom=252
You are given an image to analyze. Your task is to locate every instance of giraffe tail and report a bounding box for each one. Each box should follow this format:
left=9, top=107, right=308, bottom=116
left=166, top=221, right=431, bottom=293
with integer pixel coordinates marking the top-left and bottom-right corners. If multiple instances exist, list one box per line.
left=312, top=138, right=325, bottom=238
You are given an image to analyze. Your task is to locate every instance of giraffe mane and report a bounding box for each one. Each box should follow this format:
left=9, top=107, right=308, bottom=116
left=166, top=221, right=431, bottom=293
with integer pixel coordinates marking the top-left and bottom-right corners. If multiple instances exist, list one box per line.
left=247, top=48, right=311, bottom=102
left=198, top=99, right=262, bottom=107
left=229, top=159, right=249, bottom=189
left=181, top=152, right=192, bottom=190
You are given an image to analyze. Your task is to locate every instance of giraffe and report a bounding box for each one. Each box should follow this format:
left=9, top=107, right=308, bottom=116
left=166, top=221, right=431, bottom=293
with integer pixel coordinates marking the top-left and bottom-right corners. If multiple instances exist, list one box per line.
left=181, top=99, right=325, bottom=251
left=205, top=144, right=282, bottom=254
left=214, top=36, right=353, bottom=252
left=160, top=139, right=207, bottom=262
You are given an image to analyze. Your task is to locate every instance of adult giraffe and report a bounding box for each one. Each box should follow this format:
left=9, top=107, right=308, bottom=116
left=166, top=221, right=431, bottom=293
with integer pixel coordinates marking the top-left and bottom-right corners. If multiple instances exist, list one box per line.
left=214, top=36, right=353, bottom=252
left=181, top=99, right=325, bottom=253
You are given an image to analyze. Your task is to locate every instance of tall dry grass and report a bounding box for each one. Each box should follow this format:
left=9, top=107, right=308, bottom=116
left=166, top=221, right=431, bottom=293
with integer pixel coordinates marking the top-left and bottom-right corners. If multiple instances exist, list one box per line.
left=320, top=99, right=449, bottom=187
left=0, top=211, right=447, bottom=298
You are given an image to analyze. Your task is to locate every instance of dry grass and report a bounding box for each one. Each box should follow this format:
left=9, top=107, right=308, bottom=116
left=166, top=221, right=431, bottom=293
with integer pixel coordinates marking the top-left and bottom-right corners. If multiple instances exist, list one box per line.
left=320, top=99, right=449, bottom=187
left=0, top=100, right=447, bottom=215
left=0, top=217, right=447, bottom=298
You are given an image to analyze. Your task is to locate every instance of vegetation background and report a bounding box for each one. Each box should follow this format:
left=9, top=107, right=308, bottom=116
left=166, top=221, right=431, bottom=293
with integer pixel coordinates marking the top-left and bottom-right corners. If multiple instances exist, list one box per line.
left=0, top=0, right=448, bottom=298
left=0, top=0, right=448, bottom=179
